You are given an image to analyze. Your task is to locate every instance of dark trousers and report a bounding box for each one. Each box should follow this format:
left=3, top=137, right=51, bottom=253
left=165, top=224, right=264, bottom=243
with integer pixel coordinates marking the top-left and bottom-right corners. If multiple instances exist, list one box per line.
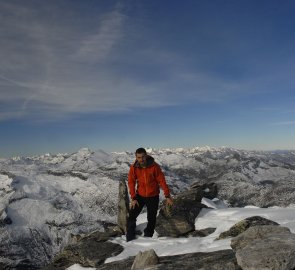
left=126, top=195, right=159, bottom=241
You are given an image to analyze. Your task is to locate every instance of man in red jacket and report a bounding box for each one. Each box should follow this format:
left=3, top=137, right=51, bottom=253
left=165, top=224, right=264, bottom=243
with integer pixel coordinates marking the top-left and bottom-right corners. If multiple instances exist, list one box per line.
left=126, top=147, right=173, bottom=241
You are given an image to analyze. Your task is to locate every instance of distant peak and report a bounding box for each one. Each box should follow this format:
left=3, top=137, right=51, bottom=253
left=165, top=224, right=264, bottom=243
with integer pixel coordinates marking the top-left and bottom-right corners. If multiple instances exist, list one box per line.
left=77, top=147, right=92, bottom=154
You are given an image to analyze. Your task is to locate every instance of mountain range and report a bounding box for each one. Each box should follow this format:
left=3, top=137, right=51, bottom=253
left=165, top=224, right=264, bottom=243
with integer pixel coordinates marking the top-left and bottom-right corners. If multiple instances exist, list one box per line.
left=1, top=146, right=295, bottom=268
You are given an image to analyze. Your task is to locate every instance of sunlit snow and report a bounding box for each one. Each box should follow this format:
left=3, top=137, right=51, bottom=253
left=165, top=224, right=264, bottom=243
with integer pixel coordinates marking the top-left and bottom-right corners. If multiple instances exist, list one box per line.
left=67, top=198, right=295, bottom=269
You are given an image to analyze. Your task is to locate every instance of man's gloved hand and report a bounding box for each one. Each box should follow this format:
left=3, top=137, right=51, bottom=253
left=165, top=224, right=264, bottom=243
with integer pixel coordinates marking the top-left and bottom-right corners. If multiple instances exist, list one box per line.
left=130, top=199, right=139, bottom=209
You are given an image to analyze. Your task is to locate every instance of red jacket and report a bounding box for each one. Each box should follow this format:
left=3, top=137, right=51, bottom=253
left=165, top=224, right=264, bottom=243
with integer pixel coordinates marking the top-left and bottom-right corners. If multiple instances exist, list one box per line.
left=128, top=155, right=170, bottom=199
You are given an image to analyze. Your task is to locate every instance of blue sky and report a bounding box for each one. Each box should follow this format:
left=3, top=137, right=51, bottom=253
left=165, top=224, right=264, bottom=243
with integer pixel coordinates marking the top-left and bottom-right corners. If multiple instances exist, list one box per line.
left=1, top=0, right=295, bottom=157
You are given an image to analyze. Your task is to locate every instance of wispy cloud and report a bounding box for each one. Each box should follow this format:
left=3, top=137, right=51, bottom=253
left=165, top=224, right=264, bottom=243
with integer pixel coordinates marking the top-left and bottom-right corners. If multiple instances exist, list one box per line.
left=74, top=10, right=126, bottom=62
left=0, top=1, right=132, bottom=121
left=1, top=1, right=294, bottom=123
left=0, top=0, right=226, bottom=122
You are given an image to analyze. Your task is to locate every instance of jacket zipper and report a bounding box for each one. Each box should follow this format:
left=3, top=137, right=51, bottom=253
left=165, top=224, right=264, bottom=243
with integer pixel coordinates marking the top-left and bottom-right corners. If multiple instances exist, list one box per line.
left=144, top=169, right=147, bottom=197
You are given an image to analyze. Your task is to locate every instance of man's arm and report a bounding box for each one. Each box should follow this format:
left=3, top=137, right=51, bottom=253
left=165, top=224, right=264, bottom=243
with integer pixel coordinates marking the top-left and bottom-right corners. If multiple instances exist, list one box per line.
left=128, top=166, right=137, bottom=200
left=155, top=164, right=173, bottom=206
left=154, top=163, right=171, bottom=198
left=128, top=166, right=140, bottom=209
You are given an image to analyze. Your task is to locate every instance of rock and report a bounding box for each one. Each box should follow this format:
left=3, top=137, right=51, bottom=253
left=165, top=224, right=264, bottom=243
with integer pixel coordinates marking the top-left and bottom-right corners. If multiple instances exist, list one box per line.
left=97, top=257, right=135, bottom=270
left=131, top=249, right=159, bottom=270
left=97, top=249, right=241, bottom=270
left=231, top=225, right=291, bottom=251
left=1, top=227, right=53, bottom=269
left=217, top=216, right=279, bottom=239
left=43, top=230, right=123, bottom=270
left=0, top=257, right=38, bottom=270
left=59, top=241, right=122, bottom=268
left=3, top=216, right=12, bottom=225
left=0, top=205, right=7, bottom=227
left=235, top=232, right=295, bottom=270
left=156, top=215, right=196, bottom=237
left=69, top=224, right=122, bottom=245
left=117, top=180, right=130, bottom=234
left=190, top=182, right=218, bottom=199
left=69, top=233, right=83, bottom=244
left=155, top=187, right=204, bottom=237
left=0, top=204, right=12, bottom=227
left=186, top=227, right=216, bottom=237
left=80, top=227, right=122, bottom=242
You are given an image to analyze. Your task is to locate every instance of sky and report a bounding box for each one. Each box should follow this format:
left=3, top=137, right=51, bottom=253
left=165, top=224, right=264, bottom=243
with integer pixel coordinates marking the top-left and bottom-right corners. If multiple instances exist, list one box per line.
left=1, top=0, right=295, bottom=157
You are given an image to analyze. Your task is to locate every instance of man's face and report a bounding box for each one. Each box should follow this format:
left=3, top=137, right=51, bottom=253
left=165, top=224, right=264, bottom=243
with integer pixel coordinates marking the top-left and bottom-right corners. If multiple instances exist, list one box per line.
left=136, top=153, right=147, bottom=165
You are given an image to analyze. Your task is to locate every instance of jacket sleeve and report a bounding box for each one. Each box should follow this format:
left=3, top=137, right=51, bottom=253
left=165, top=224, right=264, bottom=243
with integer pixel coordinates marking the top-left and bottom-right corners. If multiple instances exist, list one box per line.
left=128, top=165, right=137, bottom=200
left=154, top=163, right=171, bottom=198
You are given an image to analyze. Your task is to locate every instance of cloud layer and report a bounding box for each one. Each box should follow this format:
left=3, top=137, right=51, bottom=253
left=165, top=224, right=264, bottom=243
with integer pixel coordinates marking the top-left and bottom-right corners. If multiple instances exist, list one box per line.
left=1, top=1, right=294, bottom=123
left=0, top=2, right=236, bottom=121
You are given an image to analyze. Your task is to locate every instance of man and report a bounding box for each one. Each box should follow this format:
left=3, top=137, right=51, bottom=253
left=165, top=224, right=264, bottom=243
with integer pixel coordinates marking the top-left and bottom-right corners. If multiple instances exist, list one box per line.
left=126, top=147, right=173, bottom=241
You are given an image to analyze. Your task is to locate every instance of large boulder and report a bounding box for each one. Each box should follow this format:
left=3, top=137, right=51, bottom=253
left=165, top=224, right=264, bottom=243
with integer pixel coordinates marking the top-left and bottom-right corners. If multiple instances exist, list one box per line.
left=43, top=230, right=123, bottom=270
left=131, top=249, right=159, bottom=270
left=234, top=230, right=295, bottom=270
left=155, top=187, right=204, bottom=237
left=231, top=225, right=291, bottom=251
left=117, top=180, right=130, bottom=234
left=217, top=216, right=279, bottom=239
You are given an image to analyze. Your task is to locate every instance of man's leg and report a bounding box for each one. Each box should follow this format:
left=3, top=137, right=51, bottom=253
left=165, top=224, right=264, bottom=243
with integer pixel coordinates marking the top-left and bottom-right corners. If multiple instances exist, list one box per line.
left=126, top=196, right=144, bottom=241
left=144, top=195, right=159, bottom=237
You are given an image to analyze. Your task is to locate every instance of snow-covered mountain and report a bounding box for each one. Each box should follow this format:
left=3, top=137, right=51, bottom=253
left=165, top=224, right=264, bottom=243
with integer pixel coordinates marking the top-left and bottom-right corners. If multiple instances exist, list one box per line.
left=1, top=146, right=295, bottom=268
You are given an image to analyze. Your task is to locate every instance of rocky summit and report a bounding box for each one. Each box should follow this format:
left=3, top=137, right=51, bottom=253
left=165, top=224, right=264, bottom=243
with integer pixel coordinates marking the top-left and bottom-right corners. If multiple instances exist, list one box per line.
left=43, top=182, right=295, bottom=270
left=1, top=147, right=295, bottom=268
left=94, top=217, right=295, bottom=270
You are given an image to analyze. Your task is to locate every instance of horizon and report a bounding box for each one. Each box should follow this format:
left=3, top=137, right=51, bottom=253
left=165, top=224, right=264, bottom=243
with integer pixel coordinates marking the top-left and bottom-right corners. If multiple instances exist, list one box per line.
left=2, top=145, right=295, bottom=159
left=1, top=0, right=295, bottom=158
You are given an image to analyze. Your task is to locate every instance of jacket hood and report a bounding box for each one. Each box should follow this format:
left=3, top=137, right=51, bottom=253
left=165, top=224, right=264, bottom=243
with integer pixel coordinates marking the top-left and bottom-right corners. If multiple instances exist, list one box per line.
left=133, top=155, right=155, bottom=168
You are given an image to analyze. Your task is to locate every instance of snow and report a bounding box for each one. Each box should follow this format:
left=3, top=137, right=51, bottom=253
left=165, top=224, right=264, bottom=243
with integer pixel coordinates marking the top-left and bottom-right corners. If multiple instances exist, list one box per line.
left=0, top=174, right=13, bottom=192
left=99, top=204, right=295, bottom=266
left=62, top=193, right=295, bottom=270
left=66, top=264, right=95, bottom=270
